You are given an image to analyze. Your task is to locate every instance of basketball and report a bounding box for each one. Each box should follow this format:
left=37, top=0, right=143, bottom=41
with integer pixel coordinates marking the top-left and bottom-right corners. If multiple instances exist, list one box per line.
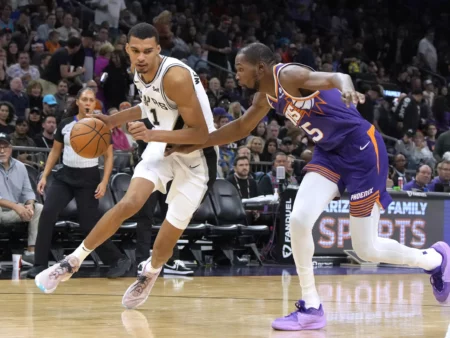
left=70, top=118, right=111, bottom=158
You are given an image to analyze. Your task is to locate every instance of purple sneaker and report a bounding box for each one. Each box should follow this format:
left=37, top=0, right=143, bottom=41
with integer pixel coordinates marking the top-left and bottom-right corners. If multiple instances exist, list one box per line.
left=425, top=241, right=450, bottom=303
left=272, top=300, right=326, bottom=331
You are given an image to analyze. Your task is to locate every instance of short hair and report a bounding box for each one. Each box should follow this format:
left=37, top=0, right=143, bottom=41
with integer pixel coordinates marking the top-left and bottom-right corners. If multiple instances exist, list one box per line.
left=43, top=114, right=56, bottom=122
left=237, top=42, right=276, bottom=65
left=128, top=23, right=160, bottom=44
left=273, top=151, right=287, bottom=161
left=58, top=79, right=69, bottom=86
left=441, top=160, right=450, bottom=166
left=99, top=42, right=114, bottom=56
left=237, top=145, right=250, bottom=152
left=234, top=156, right=249, bottom=167
left=67, top=36, right=81, bottom=49
left=16, top=117, right=28, bottom=125
left=18, top=51, right=29, bottom=57
left=416, top=164, right=431, bottom=174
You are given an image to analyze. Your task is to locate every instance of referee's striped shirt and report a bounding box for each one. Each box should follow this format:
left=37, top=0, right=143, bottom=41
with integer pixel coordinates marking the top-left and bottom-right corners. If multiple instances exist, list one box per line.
left=55, top=117, right=100, bottom=168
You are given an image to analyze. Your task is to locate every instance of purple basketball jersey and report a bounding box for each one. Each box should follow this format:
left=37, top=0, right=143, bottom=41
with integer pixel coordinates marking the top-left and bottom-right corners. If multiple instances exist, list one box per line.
left=266, top=63, right=392, bottom=216
left=266, top=63, right=371, bottom=151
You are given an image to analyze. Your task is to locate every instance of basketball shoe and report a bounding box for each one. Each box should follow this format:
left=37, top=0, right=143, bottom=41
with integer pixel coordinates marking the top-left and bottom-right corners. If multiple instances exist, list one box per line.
left=271, top=300, right=326, bottom=331
left=35, top=255, right=80, bottom=293
left=425, top=241, right=450, bottom=303
left=122, top=258, right=161, bottom=309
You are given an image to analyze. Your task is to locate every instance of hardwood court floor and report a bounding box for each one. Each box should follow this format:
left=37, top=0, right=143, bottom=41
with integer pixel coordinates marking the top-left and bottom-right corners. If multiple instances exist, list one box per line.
left=0, top=272, right=449, bottom=338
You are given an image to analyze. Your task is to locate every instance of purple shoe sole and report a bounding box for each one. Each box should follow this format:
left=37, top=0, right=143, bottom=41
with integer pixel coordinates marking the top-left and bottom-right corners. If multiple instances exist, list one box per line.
left=430, top=241, right=450, bottom=303
left=271, top=301, right=326, bottom=331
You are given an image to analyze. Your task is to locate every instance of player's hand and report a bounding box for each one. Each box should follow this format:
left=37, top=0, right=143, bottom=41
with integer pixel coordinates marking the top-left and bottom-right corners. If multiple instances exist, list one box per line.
left=128, top=121, right=152, bottom=142
left=341, top=90, right=365, bottom=107
left=37, top=177, right=47, bottom=195
left=164, top=144, right=201, bottom=156
left=86, top=113, right=113, bottom=129
left=95, top=181, right=107, bottom=199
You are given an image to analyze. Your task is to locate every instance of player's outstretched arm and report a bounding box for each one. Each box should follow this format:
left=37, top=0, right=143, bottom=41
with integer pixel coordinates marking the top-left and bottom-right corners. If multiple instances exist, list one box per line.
left=165, top=93, right=270, bottom=155
left=279, top=67, right=365, bottom=107
left=129, top=67, right=209, bottom=145
left=87, top=105, right=143, bottom=129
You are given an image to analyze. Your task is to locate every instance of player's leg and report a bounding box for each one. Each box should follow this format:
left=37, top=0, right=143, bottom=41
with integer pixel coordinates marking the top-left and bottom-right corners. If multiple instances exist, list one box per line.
left=349, top=127, right=450, bottom=303
left=272, top=171, right=339, bottom=331
left=35, top=159, right=163, bottom=293
left=122, top=149, right=216, bottom=309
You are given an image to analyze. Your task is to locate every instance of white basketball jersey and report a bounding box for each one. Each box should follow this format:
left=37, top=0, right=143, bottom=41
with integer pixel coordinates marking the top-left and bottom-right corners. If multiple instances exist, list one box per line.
left=134, top=56, right=215, bottom=160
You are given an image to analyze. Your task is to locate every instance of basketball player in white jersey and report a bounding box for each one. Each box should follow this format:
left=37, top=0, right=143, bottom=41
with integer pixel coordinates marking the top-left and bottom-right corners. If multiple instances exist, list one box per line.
left=35, top=23, right=217, bottom=309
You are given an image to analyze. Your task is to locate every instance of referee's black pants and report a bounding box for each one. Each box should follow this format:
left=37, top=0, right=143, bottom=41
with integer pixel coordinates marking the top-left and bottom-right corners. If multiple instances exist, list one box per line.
left=34, top=166, right=123, bottom=266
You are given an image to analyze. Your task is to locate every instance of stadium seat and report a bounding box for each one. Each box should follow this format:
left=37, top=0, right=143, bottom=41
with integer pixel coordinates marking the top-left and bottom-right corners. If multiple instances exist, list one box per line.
left=209, top=179, right=269, bottom=265
left=24, top=164, right=42, bottom=204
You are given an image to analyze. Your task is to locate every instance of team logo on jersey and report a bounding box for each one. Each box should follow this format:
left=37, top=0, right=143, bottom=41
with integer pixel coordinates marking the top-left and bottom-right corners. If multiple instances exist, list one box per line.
left=193, top=72, right=200, bottom=85
left=152, top=86, right=160, bottom=92
left=350, top=188, right=374, bottom=201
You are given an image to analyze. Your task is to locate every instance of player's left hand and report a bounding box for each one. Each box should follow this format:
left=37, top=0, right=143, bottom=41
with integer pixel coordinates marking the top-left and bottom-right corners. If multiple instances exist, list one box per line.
left=341, top=90, right=365, bottom=107
left=95, top=181, right=107, bottom=199
left=128, top=121, right=152, bottom=142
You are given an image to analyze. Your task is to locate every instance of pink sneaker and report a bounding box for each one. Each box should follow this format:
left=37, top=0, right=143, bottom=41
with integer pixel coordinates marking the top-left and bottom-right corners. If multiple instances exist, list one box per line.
left=272, top=300, right=326, bottom=331
left=35, top=255, right=80, bottom=293
left=122, top=260, right=161, bottom=309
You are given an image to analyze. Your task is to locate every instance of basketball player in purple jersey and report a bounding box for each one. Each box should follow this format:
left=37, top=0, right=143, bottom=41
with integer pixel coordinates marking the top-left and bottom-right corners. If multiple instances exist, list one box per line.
left=168, top=43, right=450, bottom=331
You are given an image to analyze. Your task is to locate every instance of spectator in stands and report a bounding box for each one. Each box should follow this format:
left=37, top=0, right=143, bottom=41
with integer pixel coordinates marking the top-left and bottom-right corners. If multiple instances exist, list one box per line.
left=45, top=30, right=61, bottom=54
left=27, top=87, right=128, bottom=278
left=357, top=85, right=383, bottom=125
left=426, top=123, right=438, bottom=151
left=395, top=130, right=415, bottom=160
left=7, top=42, right=19, bottom=65
left=0, top=101, right=15, bottom=134
left=27, top=107, right=43, bottom=137
left=227, top=156, right=258, bottom=199
left=228, top=101, right=242, bottom=120
left=15, top=12, right=31, bottom=43
left=71, top=30, right=95, bottom=84
left=394, top=89, right=423, bottom=137
left=410, top=131, right=436, bottom=169
left=433, top=128, right=450, bottom=162
left=9, top=118, right=35, bottom=147
left=0, top=6, right=14, bottom=32
left=0, top=133, right=43, bottom=265
left=207, top=77, right=224, bottom=108
left=217, top=115, right=230, bottom=128
left=432, top=96, right=450, bottom=134
left=267, top=123, right=280, bottom=142
left=204, top=15, right=231, bottom=78
left=53, top=79, right=68, bottom=119
left=259, top=152, right=297, bottom=195
left=56, top=13, right=79, bottom=43
left=85, top=80, right=105, bottom=114
left=33, top=115, right=56, bottom=148
left=423, top=79, right=435, bottom=109
left=6, top=51, right=40, bottom=88
left=247, top=136, right=264, bottom=163
left=186, top=42, right=208, bottom=72
left=236, top=145, right=251, bottom=160
left=93, top=0, right=126, bottom=38
left=391, top=153, right=411, bottom=186
left=418, top=28, right=437, bottom=72
left=152, top=10, right=190, bottom=58
left=223, top=76, right=241, bottom=103
left=260, top=138, right=278, bottom=162
left=42, top=94, right=57, bottom=118
left=280, top=137, right=294, bottom=155
left=218, top=143, right=234, bottom=177
left=250, top=121, right=266, bottom=140
left=37, top=52, right=51, bottom=75
left=402, top=164, right=432, bottom=192
left=40, top=36, right=83, bottom=95
left=3, top=77, right=29, bottom=119
left=102, top=50, right=130, bottom=110
left=428, top=160, right=450, bottom=192
left=37, top=13, right=55, bottom=41
left=26, top=80, right=43, bottom=110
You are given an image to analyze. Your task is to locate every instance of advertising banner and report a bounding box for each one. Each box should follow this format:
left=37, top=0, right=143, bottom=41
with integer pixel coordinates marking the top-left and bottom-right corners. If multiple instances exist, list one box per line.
left=278, top=189, right=445, bottom=264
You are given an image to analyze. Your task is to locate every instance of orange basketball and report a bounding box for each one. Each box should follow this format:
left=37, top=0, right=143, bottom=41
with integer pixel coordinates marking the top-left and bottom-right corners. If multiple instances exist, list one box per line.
left=70, top=118, right=111, bottom=158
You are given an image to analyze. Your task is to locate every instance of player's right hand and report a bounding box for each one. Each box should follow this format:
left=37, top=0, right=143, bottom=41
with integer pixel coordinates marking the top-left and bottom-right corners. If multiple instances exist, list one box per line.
left=341, top=90, right=365, bottom=107
left=86, top=113, right=113, bottom=129
left=164, top=144, right=201, bottom=156
left=37, top=177, right=46, bottom=195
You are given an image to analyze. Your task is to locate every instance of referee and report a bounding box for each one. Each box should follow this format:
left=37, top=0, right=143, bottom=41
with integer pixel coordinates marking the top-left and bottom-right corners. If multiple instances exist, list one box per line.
left=27, top=87, right=130, bottom=278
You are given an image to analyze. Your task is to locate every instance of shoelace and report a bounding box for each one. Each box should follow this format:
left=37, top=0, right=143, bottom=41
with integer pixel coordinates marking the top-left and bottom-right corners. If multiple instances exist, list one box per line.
left=430, top=273, right=444, bottom=292
left=284, top=301, right=303, bottom=318
left=174, top=260, right=186, bottom=268
left=49, top=260, right=73, bottom=280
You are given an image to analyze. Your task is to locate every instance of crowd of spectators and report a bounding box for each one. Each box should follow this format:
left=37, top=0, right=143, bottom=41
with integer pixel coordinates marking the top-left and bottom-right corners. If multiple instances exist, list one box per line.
left=1, top=0, right=450, bottom=199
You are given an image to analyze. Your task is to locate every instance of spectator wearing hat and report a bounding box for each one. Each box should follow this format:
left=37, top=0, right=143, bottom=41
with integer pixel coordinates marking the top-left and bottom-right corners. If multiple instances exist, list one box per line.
left=34, top=115, right=56, bottom=148
left=0, top=133, right=43, bottom=265
left=403, top=164, right=432, bottom=192
left=204, top=15, right=231, bottom=79
left=42, top=94, right=57, bottom=117
left=27, top=107, right=43, bottom=137
left=280, top=137, right=295, bottom=155
left=6, top=51, right=40, bottom=88
left=3, top=77, right=29, bottom=119
left=40, top=36, right=83, bottom=95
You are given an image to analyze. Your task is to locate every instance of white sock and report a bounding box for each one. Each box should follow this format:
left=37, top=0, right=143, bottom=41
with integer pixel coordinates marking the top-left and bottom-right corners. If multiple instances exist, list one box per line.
left=72, top=241, right=93, bottom=264
left=144, top=257, right=162, bottom=274
left=417, top=248, right=442, bottom=271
